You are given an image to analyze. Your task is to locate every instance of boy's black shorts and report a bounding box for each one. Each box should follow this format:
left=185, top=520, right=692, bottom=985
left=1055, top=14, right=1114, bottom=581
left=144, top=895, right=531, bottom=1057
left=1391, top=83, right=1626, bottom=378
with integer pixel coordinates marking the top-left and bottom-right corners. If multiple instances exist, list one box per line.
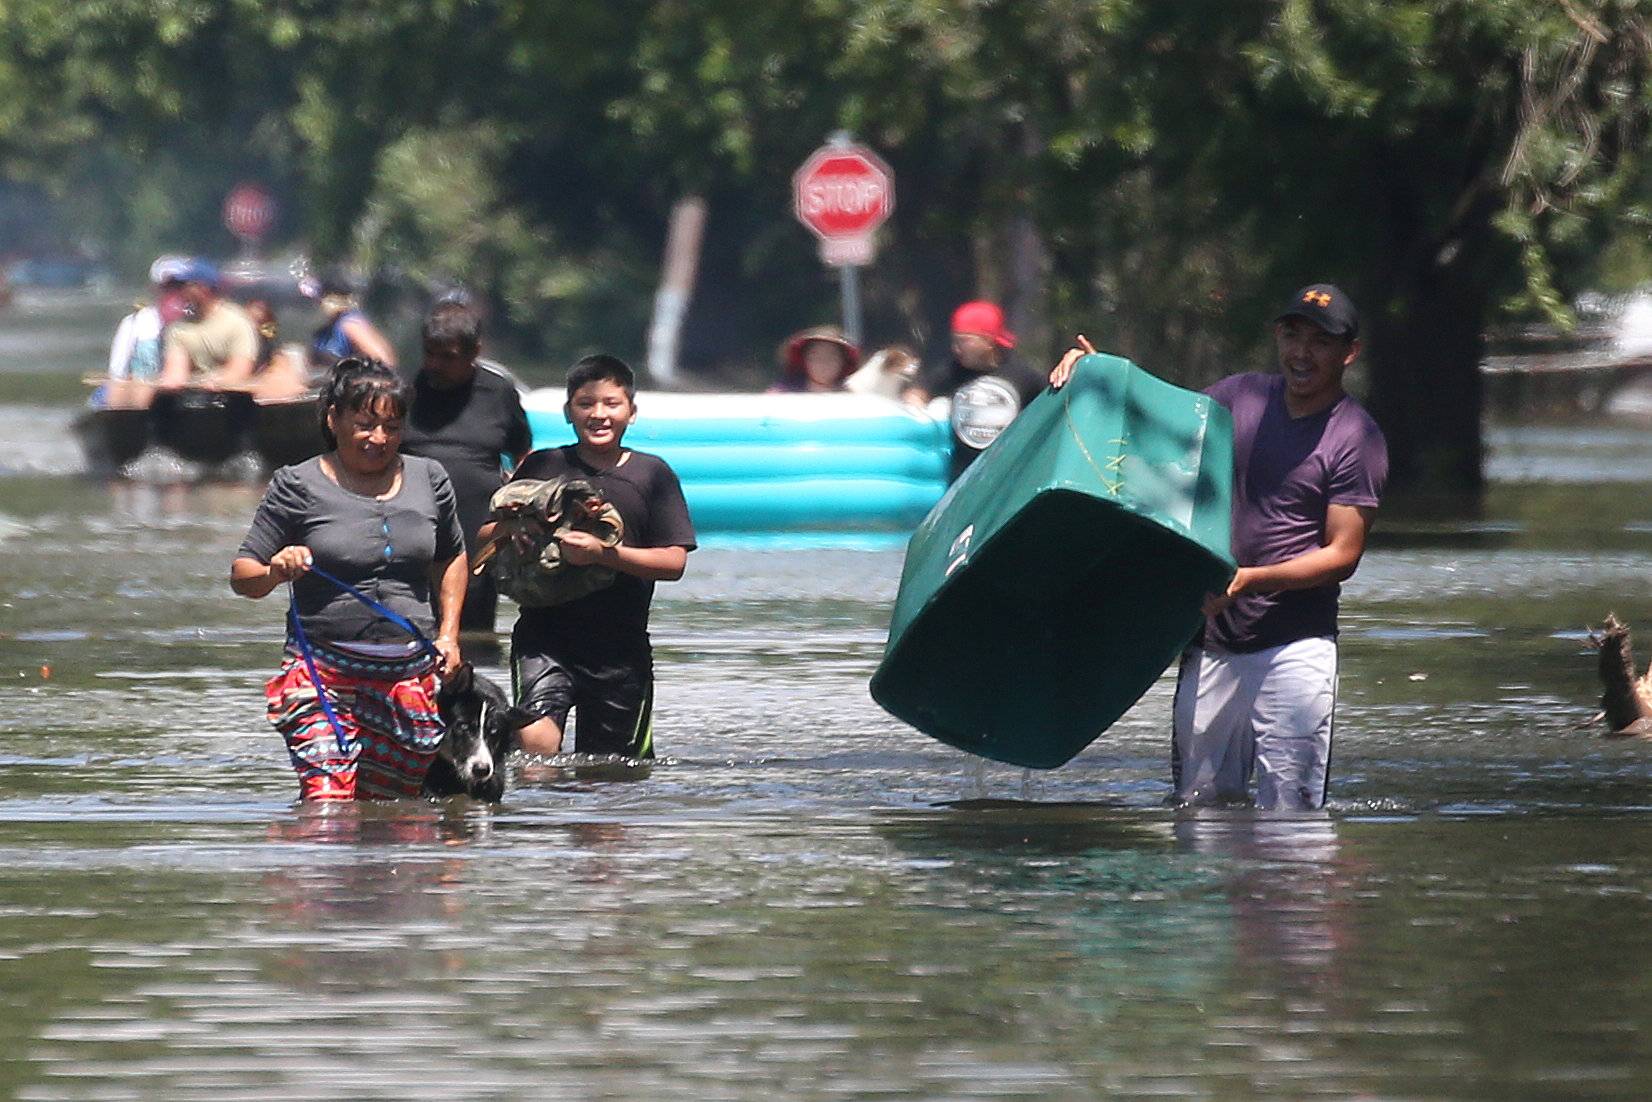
left=512, top=646, right=655, bottom=760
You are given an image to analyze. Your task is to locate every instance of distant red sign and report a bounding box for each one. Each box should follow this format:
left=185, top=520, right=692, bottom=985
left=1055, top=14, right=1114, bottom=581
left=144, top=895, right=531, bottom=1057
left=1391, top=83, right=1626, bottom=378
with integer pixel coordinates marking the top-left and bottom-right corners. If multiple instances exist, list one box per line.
left=222, top=183, right=276, bottom=242
left=793, top=144, right=894, bottom=244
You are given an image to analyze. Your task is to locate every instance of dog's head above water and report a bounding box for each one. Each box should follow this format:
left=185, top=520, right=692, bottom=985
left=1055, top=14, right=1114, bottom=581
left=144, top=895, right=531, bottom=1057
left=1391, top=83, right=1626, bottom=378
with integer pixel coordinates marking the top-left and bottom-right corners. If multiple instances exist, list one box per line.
left=427, top=662, right=536, bottom=802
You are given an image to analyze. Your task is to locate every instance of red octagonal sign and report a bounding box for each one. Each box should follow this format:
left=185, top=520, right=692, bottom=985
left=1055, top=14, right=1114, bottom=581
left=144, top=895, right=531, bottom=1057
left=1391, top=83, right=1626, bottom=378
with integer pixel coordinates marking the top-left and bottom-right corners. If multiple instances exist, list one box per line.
left=223, top=182, right=276, bottom=242
left=793, top=144, right=895, bottom=242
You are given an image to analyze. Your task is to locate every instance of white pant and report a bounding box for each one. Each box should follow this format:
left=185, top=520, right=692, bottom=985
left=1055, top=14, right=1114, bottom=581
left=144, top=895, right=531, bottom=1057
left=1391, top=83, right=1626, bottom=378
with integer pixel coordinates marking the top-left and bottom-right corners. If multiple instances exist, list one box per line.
left=1170, top=637, right=1338, bottom=811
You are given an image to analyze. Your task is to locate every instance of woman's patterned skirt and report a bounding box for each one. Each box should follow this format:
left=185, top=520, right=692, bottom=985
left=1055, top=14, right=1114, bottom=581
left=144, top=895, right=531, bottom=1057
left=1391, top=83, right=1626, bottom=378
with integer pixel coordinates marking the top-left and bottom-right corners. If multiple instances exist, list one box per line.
left=265, top=640, right=444, bottom=801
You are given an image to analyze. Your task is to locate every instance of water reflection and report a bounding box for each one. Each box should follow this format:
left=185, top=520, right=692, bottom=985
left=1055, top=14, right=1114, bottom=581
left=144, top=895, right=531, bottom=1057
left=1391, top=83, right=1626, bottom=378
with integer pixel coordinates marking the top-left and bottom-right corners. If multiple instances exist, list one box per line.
left=259, top=804, right=484, bottom=993
left=878, top=804, right=1353, bottom=1000
left=874, top=802, right=1361, bottom=1083
left=263, top=802, right=494, bottom=922
left=268, top=798, right=494, bottom=848
left=106, top=478, right=260, bottom=522
left=1172, top=810, right=1350, bottom=999
left=876, top=802, right=1231, bottom=997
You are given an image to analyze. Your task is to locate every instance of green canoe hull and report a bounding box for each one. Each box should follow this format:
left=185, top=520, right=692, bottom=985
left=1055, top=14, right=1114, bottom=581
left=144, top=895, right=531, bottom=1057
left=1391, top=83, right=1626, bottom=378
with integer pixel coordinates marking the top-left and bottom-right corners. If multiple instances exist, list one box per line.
left=870, top=354, right=1236, bottom=769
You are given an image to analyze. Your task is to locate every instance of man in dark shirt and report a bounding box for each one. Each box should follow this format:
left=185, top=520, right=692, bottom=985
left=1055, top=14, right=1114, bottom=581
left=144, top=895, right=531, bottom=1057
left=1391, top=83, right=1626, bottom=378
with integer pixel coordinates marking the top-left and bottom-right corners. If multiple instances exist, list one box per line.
left=400, top=302, right=533, bottom=638
left=478, top=354, right=696, bottom=760
left=904, top=300, right=1046, bottom=476
left=904, top=300, right=1046, bottom=408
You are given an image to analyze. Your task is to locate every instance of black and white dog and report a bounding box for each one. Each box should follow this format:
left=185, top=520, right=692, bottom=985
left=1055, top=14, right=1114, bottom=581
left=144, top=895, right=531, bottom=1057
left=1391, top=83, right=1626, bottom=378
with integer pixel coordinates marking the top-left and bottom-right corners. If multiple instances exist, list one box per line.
left=424, top=662, right=535, bottom=802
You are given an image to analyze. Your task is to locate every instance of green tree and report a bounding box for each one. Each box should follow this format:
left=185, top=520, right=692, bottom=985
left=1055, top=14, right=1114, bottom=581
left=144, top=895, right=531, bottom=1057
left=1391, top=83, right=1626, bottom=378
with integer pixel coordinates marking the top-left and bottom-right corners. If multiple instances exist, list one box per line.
left=1032, top=0, right=1652, bottom=501
left=3, top=0, right=1650, bottom=503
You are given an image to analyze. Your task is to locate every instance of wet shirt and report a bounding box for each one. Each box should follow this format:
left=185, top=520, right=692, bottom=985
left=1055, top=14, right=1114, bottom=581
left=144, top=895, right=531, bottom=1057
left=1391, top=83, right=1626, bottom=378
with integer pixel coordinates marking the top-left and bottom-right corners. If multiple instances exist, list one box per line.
left=510, top=445, right=696, bottom=661
left=238, top=455, right=466, bottom=643
left=1203, top=372, right=1387, bottom=652
left=400, top=364, right=533, bottom=549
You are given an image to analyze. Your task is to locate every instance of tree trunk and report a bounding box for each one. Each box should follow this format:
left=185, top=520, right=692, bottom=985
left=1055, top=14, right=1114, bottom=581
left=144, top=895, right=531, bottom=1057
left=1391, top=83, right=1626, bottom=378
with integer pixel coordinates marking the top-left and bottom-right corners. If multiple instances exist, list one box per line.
left=645, top=195, right=707, bottom=387
left=1003, top=121, right=1052, bottom=359
left=1365, top=202, right=1501, bottom=509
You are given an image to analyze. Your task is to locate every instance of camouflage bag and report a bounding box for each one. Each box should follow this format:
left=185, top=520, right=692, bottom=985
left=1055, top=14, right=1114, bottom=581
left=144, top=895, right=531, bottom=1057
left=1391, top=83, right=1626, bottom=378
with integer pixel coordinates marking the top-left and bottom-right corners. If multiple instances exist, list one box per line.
left=475, top=477, right=624, bottom=608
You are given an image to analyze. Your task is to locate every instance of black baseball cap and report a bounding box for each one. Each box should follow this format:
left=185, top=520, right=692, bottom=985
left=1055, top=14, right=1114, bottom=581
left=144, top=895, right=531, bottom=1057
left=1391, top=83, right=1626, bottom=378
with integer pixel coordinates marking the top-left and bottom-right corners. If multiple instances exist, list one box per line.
left=1274, top=283, right=1359, bottom=339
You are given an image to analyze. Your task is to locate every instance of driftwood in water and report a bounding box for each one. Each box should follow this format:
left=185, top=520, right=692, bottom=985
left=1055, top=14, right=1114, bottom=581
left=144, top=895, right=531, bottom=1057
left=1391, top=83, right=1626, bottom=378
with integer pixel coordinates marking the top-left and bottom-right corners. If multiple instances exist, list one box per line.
left=1590, top=614, right=1652, bottom=736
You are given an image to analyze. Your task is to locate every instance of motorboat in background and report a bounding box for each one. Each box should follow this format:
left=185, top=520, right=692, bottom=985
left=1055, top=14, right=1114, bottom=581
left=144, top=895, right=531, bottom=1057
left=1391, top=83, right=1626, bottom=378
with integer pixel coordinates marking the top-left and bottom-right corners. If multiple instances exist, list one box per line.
left=73, top=387, right=325, bottom=476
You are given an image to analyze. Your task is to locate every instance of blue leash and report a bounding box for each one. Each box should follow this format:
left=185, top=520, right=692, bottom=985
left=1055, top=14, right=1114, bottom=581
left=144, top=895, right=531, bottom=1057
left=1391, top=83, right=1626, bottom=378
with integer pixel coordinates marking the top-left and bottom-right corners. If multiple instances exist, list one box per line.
left=287, top=564, right=442, bottom=755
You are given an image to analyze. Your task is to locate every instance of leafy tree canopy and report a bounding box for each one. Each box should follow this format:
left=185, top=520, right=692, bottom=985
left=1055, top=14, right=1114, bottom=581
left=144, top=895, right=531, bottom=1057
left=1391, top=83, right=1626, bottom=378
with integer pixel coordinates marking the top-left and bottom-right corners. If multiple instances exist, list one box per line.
left=0, top=0, right=1648, bottom=496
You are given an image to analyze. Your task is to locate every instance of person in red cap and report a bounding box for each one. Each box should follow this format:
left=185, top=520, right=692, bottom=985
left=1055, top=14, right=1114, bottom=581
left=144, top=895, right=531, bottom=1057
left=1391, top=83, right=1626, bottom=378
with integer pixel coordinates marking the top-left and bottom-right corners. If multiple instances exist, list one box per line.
left=903, top=300, right=1044, bottom=409
left=769, top=326, right=860, bottom=393
left=1050, top=283, right=1388, bottom=812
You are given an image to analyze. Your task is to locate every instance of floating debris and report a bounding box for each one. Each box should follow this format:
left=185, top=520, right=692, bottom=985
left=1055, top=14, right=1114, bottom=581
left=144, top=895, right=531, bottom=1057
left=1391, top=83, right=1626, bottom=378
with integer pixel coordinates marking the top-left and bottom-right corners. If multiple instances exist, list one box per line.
left=1588, top=613, right=1652, bottom=735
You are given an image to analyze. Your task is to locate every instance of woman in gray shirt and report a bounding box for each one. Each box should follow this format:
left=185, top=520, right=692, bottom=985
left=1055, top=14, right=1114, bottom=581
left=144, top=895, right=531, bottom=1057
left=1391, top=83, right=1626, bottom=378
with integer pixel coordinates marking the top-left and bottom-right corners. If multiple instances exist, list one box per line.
left=232, top=359, right=467, bottom=801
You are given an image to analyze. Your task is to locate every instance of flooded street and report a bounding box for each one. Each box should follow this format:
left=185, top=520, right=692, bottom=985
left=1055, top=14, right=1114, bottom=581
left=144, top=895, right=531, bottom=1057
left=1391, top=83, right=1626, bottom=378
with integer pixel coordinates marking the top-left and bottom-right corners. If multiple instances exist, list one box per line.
left=5, top=291, right=1652, bottom=1098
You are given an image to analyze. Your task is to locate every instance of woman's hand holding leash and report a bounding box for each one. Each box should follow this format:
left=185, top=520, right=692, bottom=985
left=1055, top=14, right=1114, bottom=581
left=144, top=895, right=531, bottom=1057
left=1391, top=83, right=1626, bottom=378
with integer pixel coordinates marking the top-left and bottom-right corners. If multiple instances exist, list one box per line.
left=268, top=545, right=314, bottom=584
left=232, top=545, right=312, bottom=598
left=1048, top=334, right=1098, bottom=390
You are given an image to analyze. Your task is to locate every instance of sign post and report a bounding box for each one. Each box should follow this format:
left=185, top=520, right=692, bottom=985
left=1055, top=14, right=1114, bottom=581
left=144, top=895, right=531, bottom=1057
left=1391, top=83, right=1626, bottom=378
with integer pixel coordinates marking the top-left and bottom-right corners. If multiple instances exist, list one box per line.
left=792, top=135, right=894, bottom=346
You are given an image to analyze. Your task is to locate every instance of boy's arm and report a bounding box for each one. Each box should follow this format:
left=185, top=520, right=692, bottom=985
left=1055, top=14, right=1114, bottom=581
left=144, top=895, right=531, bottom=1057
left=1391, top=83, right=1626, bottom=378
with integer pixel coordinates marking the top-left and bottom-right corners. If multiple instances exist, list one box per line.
left=340, top=315, right=397, bottom=367
left=558, top=534, right=687, bottom=581
left=207, top=316, right=260, bottom=388
left=477, top=450, right=548, bottom=543
left=210, top=352, right=257, bottom=388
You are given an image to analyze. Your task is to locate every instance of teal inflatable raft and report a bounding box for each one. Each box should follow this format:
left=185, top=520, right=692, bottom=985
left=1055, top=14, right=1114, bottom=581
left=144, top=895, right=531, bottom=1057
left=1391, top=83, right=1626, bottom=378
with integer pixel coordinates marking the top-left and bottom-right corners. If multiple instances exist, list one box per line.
left=524, top=390, right=952, bottom=536
left=869, top=354, right=1236, bottom=769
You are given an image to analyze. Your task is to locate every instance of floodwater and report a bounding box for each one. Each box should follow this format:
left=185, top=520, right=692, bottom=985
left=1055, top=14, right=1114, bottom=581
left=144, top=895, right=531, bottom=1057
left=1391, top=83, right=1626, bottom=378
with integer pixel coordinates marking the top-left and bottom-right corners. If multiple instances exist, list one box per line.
left=4, top=289, right=1652, bottom=1099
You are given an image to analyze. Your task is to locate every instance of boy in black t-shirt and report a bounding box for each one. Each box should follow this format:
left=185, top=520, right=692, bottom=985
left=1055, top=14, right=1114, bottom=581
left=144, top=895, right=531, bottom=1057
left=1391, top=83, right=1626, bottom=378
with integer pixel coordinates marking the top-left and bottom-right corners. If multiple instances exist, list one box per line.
left=478, top=355, right=696, bottom=759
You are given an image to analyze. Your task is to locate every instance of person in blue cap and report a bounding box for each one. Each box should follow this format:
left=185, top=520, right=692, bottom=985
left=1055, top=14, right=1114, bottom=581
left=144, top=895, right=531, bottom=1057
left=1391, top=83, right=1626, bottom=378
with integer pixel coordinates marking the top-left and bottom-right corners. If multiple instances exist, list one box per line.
left=158, top=259, right=260, bottom=390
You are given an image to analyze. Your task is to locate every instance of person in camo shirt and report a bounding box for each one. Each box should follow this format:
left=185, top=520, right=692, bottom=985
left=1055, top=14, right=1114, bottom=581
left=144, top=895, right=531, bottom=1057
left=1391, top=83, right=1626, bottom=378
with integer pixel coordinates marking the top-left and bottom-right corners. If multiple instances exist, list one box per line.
left=1052, top=284, right=1388, bottom=810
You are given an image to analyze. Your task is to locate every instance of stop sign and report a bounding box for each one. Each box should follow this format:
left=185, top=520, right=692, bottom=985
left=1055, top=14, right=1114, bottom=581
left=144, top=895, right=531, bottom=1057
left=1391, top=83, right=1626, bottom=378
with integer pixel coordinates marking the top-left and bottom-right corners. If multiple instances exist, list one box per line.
left=222, top=182, right=276, bottom=242
left=793, top=144, right=895, bottom=242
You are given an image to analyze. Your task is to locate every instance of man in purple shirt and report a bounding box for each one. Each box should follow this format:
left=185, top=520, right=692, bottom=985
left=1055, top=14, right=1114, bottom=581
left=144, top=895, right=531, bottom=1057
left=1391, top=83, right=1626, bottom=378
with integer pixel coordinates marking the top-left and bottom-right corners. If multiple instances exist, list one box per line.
left=1052, top=284, right=1388, bottom=809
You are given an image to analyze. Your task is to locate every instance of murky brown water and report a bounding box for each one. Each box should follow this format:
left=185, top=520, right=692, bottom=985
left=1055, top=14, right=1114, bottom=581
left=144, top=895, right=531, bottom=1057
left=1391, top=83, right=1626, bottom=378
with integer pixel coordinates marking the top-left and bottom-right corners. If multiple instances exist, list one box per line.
left=4, top=289, right=1652, bottom=1098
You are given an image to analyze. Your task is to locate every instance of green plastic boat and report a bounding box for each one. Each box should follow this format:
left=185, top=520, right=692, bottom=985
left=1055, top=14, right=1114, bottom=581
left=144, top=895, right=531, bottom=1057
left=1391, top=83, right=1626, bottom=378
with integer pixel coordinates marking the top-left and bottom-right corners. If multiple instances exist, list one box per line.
left=870, top=353, right=1236, bottom=768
